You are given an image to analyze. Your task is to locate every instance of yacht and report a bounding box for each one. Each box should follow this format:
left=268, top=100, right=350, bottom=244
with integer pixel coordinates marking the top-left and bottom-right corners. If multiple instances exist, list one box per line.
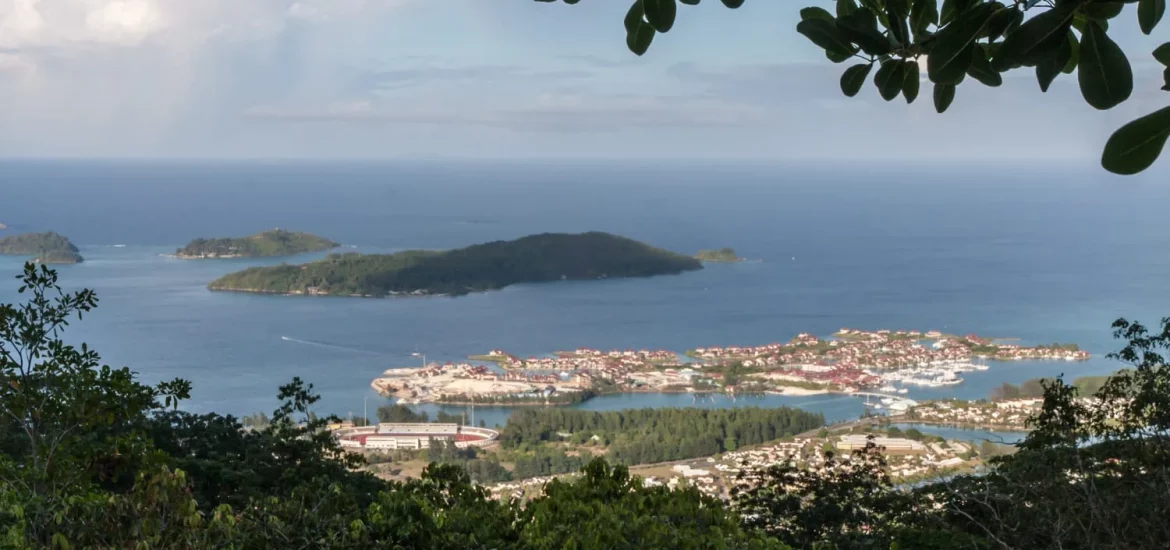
left=879, top=385, right=897, bottom=393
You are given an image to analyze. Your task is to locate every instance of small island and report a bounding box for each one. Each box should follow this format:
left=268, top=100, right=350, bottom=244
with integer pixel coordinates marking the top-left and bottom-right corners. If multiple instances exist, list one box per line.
left=209, top=232, right=703, bottom=297
left=175, top=229, right=338, bottom=259
left=695, top=248, right=742, bottom=262
left=0, top=232, right=83, bottom=264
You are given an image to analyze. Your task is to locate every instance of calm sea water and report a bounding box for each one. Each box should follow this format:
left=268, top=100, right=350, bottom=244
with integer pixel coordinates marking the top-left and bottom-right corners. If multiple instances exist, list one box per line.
left=1, top=160, right=1167, bottom=427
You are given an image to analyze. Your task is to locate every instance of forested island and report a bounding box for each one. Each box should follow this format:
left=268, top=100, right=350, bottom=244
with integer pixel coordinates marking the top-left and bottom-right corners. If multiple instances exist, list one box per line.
left=0, top=232, right=83, bottom=264
left=695, top=248, right=741, bottom=262
left=175, top=229, right=338, bottom=258
left=208, top=232, right=703, bottom=297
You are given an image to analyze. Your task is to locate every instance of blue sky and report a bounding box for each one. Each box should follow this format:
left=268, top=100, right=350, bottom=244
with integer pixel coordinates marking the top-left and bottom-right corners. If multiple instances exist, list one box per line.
left=0, top=0, right=1165, bottom=161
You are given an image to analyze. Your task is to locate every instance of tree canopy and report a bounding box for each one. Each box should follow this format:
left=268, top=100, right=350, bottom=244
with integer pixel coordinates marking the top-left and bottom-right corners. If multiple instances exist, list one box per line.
left=542, top=0, right=1170, bottom=176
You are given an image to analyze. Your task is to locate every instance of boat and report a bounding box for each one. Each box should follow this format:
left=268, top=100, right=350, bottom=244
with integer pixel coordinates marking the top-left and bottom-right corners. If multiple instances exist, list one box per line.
left=879, top=385, right=897, bottom=392
left=880, top=397, right=895, bottom=405
left=897, top=388, right=909, bottom=394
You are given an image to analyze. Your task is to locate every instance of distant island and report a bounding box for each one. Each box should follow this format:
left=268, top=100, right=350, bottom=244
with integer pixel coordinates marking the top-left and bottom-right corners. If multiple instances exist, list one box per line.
left=695, top=248, right=742, bottom=262
left=0, top=232, right=83, bottom=264
left=175, top=229, right=338, bottom=259
left=0, top=223, right=7, bottom=230
left=209, top=232, right=703, bottom=297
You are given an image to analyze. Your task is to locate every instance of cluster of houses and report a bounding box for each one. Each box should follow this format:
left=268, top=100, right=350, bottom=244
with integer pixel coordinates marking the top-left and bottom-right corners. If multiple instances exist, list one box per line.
left=479, top=348, right=679, bottom=383
left=905, top=399, right=1039, bottom=430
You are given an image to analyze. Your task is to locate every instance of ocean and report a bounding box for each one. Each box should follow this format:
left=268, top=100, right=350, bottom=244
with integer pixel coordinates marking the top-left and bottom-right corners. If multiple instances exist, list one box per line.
left=1, top=159, right=1167, bottom=428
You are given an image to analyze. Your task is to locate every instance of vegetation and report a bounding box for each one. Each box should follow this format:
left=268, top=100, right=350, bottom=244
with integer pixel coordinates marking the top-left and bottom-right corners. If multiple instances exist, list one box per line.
left=175, top=229, right=338, bottom=258
left=209, top=231, right=703, bottom=297
left=0, top=232, right=82, bottom=264
left=990, top=369, right=1125, bottom=400
left=6, top=263, right=1170, bottom=548
left=500, top=407, right=825, bottom=464
left=556, top=0, right=1170, bottom=174
left=696, top=247, right=740, bottom=262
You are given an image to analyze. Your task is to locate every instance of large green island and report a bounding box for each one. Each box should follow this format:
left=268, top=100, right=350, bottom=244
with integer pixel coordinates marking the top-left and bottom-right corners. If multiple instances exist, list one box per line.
left=175, top=229, right=338, bottom=259
left=208, top=232, right=703, bottom=297
left=0, top=232, right=83, bottom=264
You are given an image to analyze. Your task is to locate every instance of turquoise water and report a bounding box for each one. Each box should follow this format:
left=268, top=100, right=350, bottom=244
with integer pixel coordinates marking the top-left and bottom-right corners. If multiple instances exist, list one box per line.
left=1, top=160, right=1165, bottom=421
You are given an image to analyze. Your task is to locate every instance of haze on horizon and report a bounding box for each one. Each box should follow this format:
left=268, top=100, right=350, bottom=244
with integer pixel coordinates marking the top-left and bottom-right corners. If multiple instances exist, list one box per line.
left=0, top=0, right=1165, bottom=163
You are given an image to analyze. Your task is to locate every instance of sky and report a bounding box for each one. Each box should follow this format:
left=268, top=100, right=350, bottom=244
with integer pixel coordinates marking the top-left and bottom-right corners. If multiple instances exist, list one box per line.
left=0, top=0, right=1166, bottom=161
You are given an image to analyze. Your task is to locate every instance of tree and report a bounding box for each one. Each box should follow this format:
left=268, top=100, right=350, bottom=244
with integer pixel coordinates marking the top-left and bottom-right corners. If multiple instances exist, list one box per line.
left=521, top=458, right=786, bottom=549
left=377, top=403, right=429, bottom=423
left=0, top=263, right=191, bottom=544
left=546, top=0, right=1170, bottom=175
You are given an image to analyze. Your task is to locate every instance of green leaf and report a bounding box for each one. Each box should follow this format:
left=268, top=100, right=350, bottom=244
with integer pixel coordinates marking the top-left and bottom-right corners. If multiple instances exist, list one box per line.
left=721, top=0, right=744, bottom=7
left=827, top=48, right=853, bottom=63
left=1163, top=66, right=1170, bottom=91
left=626, top=21, right=656, bottom=55
left=927, top=3, right=995, bottom=84
left=1078, top=22, right=1133, bottom=110
left=837, top=0, right=859, bottom=17
left=967, top=44, right=1002, bottom=87
left=940, top=0, right=957, bottom=26
left=838, top=11, right=892, bottom=55
left=984, top=6, right=1023, bottom=42
left=1083, top=2, right=1124, bottom=21
left=934, top=84, right=956, bottom=113
left=801, top=7, right=836, bottom=22
left=1155, top=42, right=1170, bottom=66
left=797, top=18, right=857, bottom=58
left=680, top=0, right=699, bottom=4
left=874, top=59, right=906, bottom=101
left=1101, top=106, right=1170, bottom=175
left=1063, top=31, right=1080, bottom=74
left=644, top=0, right=677, bottom=32
left=887, top=2, right=911, bottom=45
left=624, top=0, right=644, bottom=33
left=902, top=60, right=921, bottom=103
left=1036, top=31, right=1073, bottom=92
left=910, top=0, right=939, bottom=36
left=991, top=2, right=1077, bottom=71
left=1139, top=0, right=1165, bottom=34
left=840, top=63, right=874, bottom=97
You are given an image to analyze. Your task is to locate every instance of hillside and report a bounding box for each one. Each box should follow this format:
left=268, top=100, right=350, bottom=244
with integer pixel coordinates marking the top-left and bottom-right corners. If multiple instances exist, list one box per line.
left=209, top=232, right=703, bottom=297
left=0, top=232, right=83, bottom=264
left=176, top=229, right=338, bottom=258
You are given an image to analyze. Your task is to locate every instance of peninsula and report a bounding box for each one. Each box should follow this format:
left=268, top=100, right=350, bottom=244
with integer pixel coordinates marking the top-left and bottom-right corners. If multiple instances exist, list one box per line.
left=371, top=328, right=1090, bottom=406
left=208, top=232, right=703, bottom=297
left=0, top=232, right=83, bottom=264
left=175, top=229, right=338, bottom=259
left=695, top=248, right=742, bottom=262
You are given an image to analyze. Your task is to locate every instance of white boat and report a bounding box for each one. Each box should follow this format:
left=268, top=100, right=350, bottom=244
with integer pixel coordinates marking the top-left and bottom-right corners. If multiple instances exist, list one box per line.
left=897, top=388, right=909, bottom=394
left=880, top=397, right=895, bottom=405
left=879, top=385, right=897, bottom=393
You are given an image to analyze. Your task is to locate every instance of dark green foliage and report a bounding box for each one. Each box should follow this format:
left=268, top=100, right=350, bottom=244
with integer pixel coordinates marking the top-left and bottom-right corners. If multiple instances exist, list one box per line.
left=520, top=459, right=785, bottom=550
left=575, top=1, right=1170, bottom=174
left=377, top=403, right=430, bottom=423
left=0, top=231, right=83, bottom=264
left=500, top=406, right=825, bottom=465
left=176, top=228, right=338, bottom=258
left=210, top=231, right=702, bottom=297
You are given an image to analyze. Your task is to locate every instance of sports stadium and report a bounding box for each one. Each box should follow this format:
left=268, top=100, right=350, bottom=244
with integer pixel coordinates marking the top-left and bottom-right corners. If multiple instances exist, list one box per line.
left=334, top=422, right=499, bottom=451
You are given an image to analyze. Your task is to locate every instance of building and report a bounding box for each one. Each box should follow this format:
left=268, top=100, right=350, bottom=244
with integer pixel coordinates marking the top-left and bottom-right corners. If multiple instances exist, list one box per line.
left=836, top=434, right=926, bottom=454
left=334, top=422, right=499, bottom=451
